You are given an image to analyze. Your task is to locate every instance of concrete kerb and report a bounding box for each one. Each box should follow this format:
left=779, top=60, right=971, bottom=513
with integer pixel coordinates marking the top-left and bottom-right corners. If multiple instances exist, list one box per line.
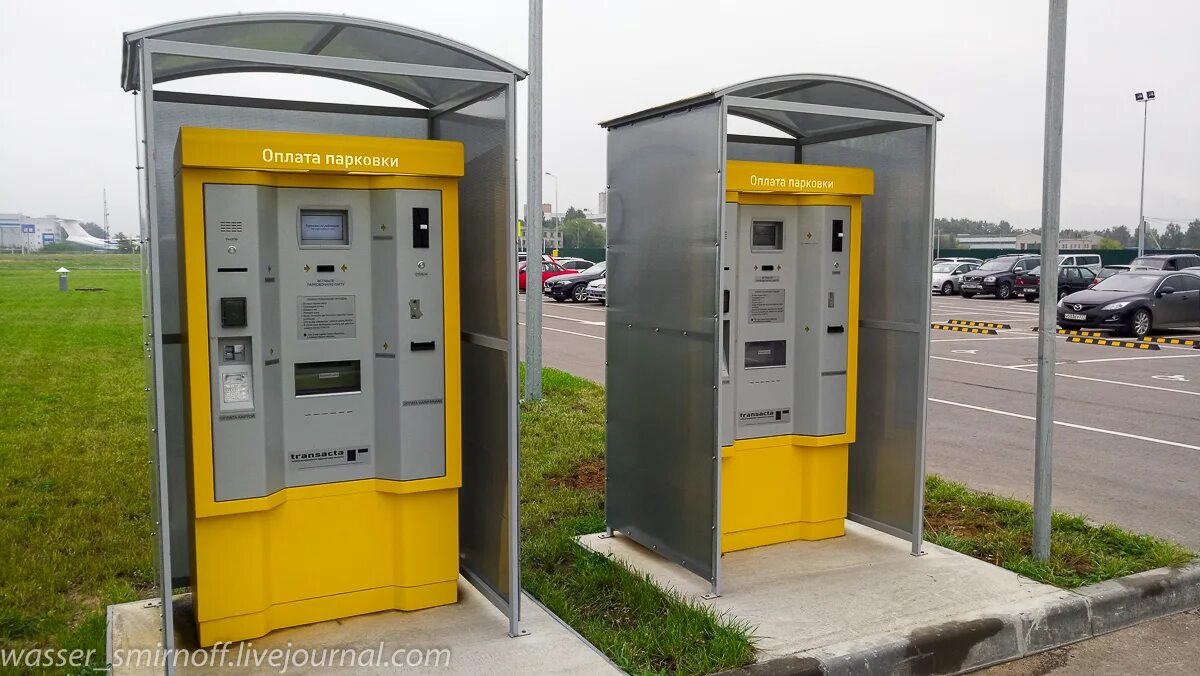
left=714, top=562, right=1200, bottom=676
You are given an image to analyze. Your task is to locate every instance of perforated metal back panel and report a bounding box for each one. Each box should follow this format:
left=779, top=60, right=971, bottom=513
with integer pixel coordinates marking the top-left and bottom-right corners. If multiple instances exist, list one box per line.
left=606, top=104, right=722, bottom=583
left=431, top=90, right=517, bottom=610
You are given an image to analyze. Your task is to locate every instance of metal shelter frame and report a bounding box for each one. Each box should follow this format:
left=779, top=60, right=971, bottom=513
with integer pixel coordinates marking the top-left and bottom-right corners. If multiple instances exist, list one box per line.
left=602, top=74, right=942, bottom=595
left=121, top=13, right=528, bottom=664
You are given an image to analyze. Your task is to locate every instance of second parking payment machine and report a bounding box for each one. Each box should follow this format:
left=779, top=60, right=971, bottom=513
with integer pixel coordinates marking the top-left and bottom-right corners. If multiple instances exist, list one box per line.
left=720, top=161, right=873, bottom=551
left=178, top=127, right=464, bottom=644
left=602, top=75, right=939, bottom=594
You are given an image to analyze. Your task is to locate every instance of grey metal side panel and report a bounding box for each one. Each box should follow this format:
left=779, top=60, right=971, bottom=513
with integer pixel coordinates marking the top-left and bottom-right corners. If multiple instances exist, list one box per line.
left=430, top=91, right=516, bottom=611
left=726, top=137, right=797, bottom=163
left=803, top=126, right=932, bottom=539
left=139, top=48, right=177, bottom=674
left=606, top=103, right=722, bottom=583
left=150, top=95, right=431, bottom=583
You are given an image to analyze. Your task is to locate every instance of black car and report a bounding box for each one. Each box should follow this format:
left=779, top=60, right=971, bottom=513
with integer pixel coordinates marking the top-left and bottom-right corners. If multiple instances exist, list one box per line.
left=1128, top=254, right=1200, bottom=271
left=1091, top=265, right=1130, bottom=287
left=960, top=254, right=1040, bottom=299
left=544, top=260, right=606, bottom=302
left=1057, top=270, right=1200, bottom=337
left=1016, top=265, right=1096, bottom=302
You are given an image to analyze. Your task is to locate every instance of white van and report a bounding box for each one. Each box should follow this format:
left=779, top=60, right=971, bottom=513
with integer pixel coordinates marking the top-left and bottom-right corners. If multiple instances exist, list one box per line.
left=1058, top=253, right=1102, bottom=272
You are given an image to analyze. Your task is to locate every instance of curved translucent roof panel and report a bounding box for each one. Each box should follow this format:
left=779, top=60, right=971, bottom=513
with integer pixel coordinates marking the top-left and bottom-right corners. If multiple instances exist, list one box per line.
left=122, top=13, right=526, bottom=109
left=601, top=74, right=942, bottom=139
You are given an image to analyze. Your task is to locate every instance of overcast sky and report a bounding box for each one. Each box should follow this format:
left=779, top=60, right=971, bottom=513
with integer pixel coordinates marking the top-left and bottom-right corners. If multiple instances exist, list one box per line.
left=1, top=0, right=1197, bottom=235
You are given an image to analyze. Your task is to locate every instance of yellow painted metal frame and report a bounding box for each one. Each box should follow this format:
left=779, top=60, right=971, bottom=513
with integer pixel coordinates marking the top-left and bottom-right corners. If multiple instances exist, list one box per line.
left=176, top=128, right=464, bottom=645
left=721, top=161, right=871, bottom=552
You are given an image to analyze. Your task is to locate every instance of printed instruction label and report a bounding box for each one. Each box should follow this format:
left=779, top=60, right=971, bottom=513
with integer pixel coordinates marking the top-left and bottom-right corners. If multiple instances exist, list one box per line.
left=299, top=295, right=357, bottom=339
left=748, top=288, right=786, bottom=324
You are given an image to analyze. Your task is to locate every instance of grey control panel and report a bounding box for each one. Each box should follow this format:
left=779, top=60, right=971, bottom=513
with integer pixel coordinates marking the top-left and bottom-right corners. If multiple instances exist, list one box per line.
left=202, top=184, right=447, bottom=501
left=719, top=203, right=851, bottom=445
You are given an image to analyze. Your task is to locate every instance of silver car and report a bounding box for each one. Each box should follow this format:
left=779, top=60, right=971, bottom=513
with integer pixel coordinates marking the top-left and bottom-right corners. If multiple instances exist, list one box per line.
left=932, top=261, right=980, bottom=295
left=585, top=277, right=606, bottom=303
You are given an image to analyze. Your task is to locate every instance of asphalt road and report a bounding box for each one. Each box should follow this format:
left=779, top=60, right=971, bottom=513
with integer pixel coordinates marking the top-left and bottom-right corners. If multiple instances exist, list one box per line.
left=518, top=291, right=1200, bottom=550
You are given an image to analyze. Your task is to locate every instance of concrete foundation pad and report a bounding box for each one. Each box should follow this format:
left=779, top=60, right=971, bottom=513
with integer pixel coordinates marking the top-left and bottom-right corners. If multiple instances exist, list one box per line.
left=107, top=578, right=618, bottom=675
left=579, top=524, right=1200, bottom=675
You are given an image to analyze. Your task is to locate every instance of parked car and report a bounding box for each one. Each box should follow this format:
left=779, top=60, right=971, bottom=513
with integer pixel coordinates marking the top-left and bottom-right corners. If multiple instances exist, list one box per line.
left=931, top=261, right=980, bottom=295
left=1091, top=264, right=1130, bottom=286
left=556, top=257, right=595, bottom=272
left=518, top=259, right=573, bottom=291
left=1057, top=270, right=1200, bottom=337
left=1057, top=253, right=1103, bottom=272
left=1016, top=265, right=1096, bottom=302
left=544, top=261, right=606, bottom=302
left=959, top=254, right=1040, bottom=299
left=1128, top=254, right=1200, bottom=271
left=933, top=256, right=983, bottom=265
left=518, top=252, right=557, bottom=264
left=585, top=277, right=606, bottom=304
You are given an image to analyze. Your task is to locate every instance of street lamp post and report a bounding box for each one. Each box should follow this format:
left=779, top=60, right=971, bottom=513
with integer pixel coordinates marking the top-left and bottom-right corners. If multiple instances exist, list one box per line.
left=545, top=171, right=559, bottom=251
left=1134, top=90, right=1155, bottom=256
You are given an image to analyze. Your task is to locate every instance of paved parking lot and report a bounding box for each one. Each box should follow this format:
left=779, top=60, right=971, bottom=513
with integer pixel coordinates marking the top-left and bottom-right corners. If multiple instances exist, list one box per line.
left=519, top=292, right=1200, bottom=550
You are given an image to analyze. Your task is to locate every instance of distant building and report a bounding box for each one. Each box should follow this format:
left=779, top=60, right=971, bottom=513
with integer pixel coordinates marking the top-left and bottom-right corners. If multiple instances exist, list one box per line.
left=955, top=233, right=1104, bottom=251
left=954, top=235, right=1016, bottom=249
left=517, top=205, right=564, bottom=252
left=0, top=213, right=62, bottom=251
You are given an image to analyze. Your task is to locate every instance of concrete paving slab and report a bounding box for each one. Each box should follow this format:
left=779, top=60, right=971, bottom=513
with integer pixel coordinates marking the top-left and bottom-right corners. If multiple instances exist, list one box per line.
left=579, top=523, right=1063, bottom=662
left=107, top=578, right=618, bottom=675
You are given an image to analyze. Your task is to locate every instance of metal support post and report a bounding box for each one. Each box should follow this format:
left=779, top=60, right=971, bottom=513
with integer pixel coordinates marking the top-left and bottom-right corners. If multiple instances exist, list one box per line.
left=1034, top=0, right=1068, bottom=562
left=524, top=0, right=544, bottom=400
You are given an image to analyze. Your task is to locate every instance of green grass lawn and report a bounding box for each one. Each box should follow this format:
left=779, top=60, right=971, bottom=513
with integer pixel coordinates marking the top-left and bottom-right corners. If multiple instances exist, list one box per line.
left=0, top=256, right=152, bottom=666
left=520, top=368, right=757, bottom=674
left=925, top=475, right=1194, bottom=588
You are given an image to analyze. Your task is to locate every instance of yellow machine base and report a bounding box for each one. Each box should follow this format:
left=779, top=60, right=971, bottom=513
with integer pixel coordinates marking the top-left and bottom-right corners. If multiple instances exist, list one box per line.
left=197, top=581, right=458, bottom=647
left=721, top=437, right=849, bottom=553
left=193, top=487, right=459, bottom=646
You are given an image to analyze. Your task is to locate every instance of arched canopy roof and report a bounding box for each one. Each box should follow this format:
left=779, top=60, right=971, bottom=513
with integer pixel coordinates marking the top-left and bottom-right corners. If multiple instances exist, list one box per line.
left=122, top=12, right=526, bottom=109
left=601, top=74, right=941, bottom=138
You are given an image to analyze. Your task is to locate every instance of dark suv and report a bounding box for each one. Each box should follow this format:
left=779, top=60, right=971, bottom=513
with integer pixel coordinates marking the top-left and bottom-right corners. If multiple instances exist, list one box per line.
left=960, top=254, right=1040, bottom=299
left=1129, top=254, right=1200, bottom=271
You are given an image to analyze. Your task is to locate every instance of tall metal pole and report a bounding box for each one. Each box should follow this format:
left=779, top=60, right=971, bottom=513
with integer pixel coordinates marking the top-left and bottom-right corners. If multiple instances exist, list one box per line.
left=1136, top=99, right=1148, bottom=256
left=1034, top=0, right=1068, bottom=562
left=524, top=0, right=544, bottom=400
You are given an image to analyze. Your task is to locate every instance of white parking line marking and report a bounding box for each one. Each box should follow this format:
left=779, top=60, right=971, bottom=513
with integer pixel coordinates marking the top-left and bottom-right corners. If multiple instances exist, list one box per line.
left=931, top=336, right=1039, bottom=342
left=543, top=313, right=605, bottom=326
left=1073, top=354, right=1200, bottom=364
left=518, top=322, right=605, bottom=341
left=931, top=355, right=1200, bottom=397
left=519, top=296, right=607, bottom=313
left=929, top=398, right=1200, bottom=452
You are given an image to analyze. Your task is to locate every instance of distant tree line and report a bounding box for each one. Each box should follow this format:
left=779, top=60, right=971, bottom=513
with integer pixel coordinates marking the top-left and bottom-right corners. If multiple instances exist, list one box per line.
left=936, top=217, right=1200, bottom=250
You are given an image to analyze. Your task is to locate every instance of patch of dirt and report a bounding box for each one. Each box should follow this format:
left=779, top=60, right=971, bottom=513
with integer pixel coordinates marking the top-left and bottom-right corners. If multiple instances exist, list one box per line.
left=549, top=458, right=606, bottom=492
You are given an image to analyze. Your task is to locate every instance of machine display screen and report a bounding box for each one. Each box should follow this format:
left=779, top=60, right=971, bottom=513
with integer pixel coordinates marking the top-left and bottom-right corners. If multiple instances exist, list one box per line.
left=295, top=360, right=361, bottom=396
left=300, top=209, right=349, bottom=245
left=744, top=340, right=786, bottom=369
left=751, top=221, right=783, bottom=251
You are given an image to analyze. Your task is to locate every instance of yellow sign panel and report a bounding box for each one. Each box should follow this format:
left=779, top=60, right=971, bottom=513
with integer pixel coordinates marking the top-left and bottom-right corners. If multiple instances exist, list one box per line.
left=178, top=127, right=465, bottom=177
left=726, top=160, right=874, bottom=196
